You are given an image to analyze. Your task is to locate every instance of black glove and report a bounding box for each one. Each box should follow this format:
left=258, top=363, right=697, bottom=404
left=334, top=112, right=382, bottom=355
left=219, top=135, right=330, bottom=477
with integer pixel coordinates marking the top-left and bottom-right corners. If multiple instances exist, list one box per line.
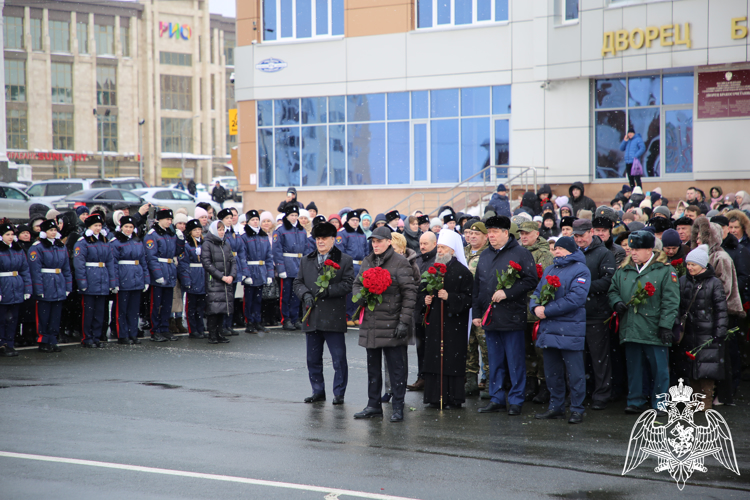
left=614, top=302, right=628, bottom=315
left=319, top=286, right=329, bottom=299
left=303, top=293, right=314, bottom=309
left=659, top=327, right=673, bottom=345
left=394, top=322, right=409, bottom=339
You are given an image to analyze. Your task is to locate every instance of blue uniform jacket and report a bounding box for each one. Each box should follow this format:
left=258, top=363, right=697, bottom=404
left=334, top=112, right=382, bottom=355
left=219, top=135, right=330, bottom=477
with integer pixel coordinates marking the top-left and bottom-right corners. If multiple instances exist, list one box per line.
left=335, top=222, right=368, bottom=276
left=619, top=133, right=646, bottom=164
left=74, top=233, right=116, bottom=296
left=109, top=232, right=149, bottom=291
left=0, top=241, right=32, bottom=305
left=488, top=193, right=512, bottom=217
left=240, top=226, right=273, bottom=287
left=28, top=238, right=72, bottom=301
left=177, top=237, right=206, bottom=295
left=225, top=227, right=246, bottom=281
left=144, top=224, right=184, bottom=288
left=272, top=218, right=307, bottom=278
left=529, top=250, right=591, bottom=351
left=305, top=235, right=316, bottom=256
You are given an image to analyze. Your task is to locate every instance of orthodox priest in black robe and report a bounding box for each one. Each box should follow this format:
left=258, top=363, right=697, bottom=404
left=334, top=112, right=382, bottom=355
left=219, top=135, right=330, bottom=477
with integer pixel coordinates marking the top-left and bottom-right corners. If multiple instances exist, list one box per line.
left=422, top=229, right=474, bottom=408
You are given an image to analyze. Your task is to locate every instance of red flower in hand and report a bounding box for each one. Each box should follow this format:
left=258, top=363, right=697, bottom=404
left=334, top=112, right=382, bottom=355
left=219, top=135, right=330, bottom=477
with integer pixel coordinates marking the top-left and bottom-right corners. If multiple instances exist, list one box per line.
left=671, top=259, right=683, bottom=266
left=510, top=260, right=522, bottom=272
left=546, top=275, right=561, bottom=288
left=428, top=266, right=437, bottom=275
left=324, top=259, right=334, bottom=267
left=434, top=263, right=447, bottom=274
left=536, top=264, right=544, bottom=278
left=644, top=282, right=656, bottom=297
left=685, top=351, right=696, bottom=360
left=332, top=262, right=340, bottom=269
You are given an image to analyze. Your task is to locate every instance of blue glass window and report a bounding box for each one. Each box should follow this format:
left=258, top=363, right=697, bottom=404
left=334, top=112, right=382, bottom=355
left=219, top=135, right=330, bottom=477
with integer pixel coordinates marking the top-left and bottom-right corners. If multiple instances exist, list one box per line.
left=629, top=107, right=660, bottom=177
left=430, top=88, right=459, bottom=118
left=329, top=96, right=345, bottom=123
left=437, top=0, right=451, bottom=25
left=595, top=110, right=626, bottom=179
left=263, top=0, right=277, bottom=40
left=280, top=0, right=293, bottom=38
left=412, top=91, right=429, bottom=119
left=258, top=129, right=274, bottom=187
left=264, top=0, right=343, bottom=41
left=462, top=86, right=490, bottom=116
left=431, top=119, right=459, bottom=183
left=274, top=127, right=300, bottom=187
left=388, top=122, right=410, bottom=184
left=495, top=0, right=508, bottom=21
left=329, top=124, right=346, bottom=185
left=296, top=0, right=312, bottom=38
left=348, top=123, right=385, bottom=185
left=665, top=110, right=692, bottom=173
left=477, top=0, right=491, bottom=21
left=461, top=117, right=490, bottom=180
left=565, top=0, right=579, bottom=21
left=492, top=85, right=511, bottom=115
left=388, top=92, right=410, bottom=121
left=414, top=124, right=428, bottom=182
left=663, top=73, right=694, bottom=105
left=302, top=126, right=327, bottom=186
left=301, top=97, right=327, bottom=124
left=494, top=119, right=509, bottom=176
left=275, top=99, right=299, bottom=125
left=332, top=0, right=344, bottom=35
left=455, top=0, right=472, bottom=25
left=315, top=0, right=328, bottom=36
left=417, top=0, right=433, bottom=28
left=347, top=94, right=385, bottom=122
left=628, top=76, right=660, bottom=107
left=258, top=100, right=273, bottom=126
left=596, top=79, right=626, bottom=109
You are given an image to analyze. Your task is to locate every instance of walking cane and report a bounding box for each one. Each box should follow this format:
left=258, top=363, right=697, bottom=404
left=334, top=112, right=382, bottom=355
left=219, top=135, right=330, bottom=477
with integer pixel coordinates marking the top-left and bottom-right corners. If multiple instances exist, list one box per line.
left=440, top=300, right=444, bottom=411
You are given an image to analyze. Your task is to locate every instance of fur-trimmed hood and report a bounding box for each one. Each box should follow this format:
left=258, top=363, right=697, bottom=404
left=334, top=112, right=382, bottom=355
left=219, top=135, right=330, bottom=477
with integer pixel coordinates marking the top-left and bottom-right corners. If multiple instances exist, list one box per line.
left=690, top=217, right=723, bottom=254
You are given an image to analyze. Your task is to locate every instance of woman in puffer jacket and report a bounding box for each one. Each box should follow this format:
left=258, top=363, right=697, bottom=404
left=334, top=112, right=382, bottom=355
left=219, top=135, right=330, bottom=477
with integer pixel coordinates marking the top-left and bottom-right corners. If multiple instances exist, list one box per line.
left=178, top=219, right=206, bottom=339
left=677, top=245, right=728, bottom=410
left=201, top=220, right=237, bottom=344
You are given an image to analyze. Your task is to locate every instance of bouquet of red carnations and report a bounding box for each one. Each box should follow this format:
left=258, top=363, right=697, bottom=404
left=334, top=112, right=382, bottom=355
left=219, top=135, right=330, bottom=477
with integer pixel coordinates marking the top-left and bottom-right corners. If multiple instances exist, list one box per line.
left=420, top=262, right=447, bottom=325
left=605, top=280, right=655, bottom=324
left=482, top=260, right=523, bottom=326
left=531, top=274, right=561, bottom=341
left=352, top=266, right=392, bottom=322
left=671, top=258, right=686, bottom=278
left=301, top=259, right=340, bottom=323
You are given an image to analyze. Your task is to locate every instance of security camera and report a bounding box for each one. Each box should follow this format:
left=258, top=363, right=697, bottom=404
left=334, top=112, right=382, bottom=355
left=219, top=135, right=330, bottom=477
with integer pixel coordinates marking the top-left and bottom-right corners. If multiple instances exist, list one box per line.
left=229, top=72, right=235, bottom=84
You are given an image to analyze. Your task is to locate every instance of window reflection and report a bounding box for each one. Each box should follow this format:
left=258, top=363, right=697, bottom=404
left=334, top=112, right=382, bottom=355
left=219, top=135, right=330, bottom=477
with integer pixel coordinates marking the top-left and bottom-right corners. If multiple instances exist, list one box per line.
left=348, top=123, right=385, bottom=185
left=302, top=125, right=327, bottom=186
left=629, top=107, right=660, bottom=177
left=595, top=110, right=626, bottom=179
left=274, top=127, right=300, bottom=186
left=665, top=110, right=692, bottom=173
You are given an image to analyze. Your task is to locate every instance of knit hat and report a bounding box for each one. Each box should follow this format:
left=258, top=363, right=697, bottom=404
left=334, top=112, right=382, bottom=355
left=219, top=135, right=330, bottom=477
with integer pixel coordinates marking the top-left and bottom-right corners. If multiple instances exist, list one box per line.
left=497, top=183, right=507, bottom=192
left=361, top=213, right=372, bottom=224
left=628, top=230, right=655, bottom=249
left=174, top=213, right=190, bottom=225
left=260, top=211, right=274, bottom=222
left=430, top=217, right=443, bottom=228
left=654, top=206, right=671, bottom=218
left=75, top=206, right=90, bottom=216
left=374, top=213, right=386, bottom=225
left=686, top=244, right=709, bottom=269
left=621, top=185, right=632, bottom=193
left=555, top=195, right=569, bottom=207
left=299, top=209, right=310, bottom=220
left=194, top=206, right=208, bottom=219
left=46, top=209, right=61, bottom=220
left=543, top=212, right=556, bottom=222
left=555, top=236, right=578, bottom=254
left=661, top=229, right=681, bottom=247
left=632, top=186, right=643, bottom=195
left=651, top=192, right=662, bottom=205
left=305, top=201, right=318, bottom=212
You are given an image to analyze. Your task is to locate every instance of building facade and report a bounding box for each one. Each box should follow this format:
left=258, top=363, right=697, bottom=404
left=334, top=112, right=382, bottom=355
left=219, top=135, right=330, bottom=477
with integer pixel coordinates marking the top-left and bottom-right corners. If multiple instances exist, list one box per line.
left=2, top=0, right=236, bottom=184
left=233, top=0, right=750, bottom=214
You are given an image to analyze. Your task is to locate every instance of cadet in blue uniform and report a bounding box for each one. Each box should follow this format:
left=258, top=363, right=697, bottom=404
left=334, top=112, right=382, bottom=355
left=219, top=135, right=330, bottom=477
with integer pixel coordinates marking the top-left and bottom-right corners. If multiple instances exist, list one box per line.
left=273, top=205, right=307, bottom=330
left=335, top=210, right=368, bottom=326
left=110, top=216, right=149, bottom=345
left=73, top=214, right=116, bottom=348
left=29, top=220, right=72, bottom=352
left=0, top=222, right=32, bottom=357
left=240, top=210, right=274, bottom=334
left=144, top=209, right=184, bottom=342
left=306, top=215, right=326, bottom=255
left=218, top=208, right=244, bottom=335
left=178, top=219, right=206, bottom=339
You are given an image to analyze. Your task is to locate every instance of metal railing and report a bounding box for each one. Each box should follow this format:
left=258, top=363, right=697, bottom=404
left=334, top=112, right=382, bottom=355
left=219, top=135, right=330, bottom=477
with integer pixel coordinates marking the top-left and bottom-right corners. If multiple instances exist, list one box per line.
left=386, top=166, right=546, bottom=216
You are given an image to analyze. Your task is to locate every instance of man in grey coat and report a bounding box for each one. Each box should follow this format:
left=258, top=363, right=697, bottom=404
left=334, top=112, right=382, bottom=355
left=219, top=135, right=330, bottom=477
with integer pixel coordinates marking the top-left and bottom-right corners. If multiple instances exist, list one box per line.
left=352, top=227, right=417, bottom=422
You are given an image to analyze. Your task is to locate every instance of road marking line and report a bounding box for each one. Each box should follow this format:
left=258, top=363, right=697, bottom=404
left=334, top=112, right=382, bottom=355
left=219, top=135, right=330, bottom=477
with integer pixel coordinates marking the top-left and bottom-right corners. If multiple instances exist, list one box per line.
left=0, top=451, right=418, bottom=500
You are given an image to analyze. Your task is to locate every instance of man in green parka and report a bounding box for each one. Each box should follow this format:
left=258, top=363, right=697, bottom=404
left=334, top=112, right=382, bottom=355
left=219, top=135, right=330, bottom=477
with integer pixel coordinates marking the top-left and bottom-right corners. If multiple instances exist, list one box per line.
left=608, top=230, right=680, bottom=416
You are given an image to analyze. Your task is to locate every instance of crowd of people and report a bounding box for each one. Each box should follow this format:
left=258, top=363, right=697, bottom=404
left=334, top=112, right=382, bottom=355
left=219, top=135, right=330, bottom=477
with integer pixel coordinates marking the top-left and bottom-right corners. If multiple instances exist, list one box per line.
left=1, top=182, right=748, bottom=425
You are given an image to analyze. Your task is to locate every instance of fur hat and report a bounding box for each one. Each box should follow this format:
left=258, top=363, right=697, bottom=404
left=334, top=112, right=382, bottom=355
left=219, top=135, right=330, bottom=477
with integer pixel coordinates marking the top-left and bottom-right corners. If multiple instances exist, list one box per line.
left=40, top=219, right=58, bottom=232
left=285, top=204, right=300, bottom=216
left=311, top=221, right=338, bottom=239
left=85, top=214, right=105, bottom=227
left=185, top=219, right=202, bottom=234
left=217, top=208, right=233, bottom=221
left=156, top=209, right=174, bottom=221
left=385, top=210, right=400, bottom=223
left=485, top=216, right=511, bottom=230
left=560, top=216, right=577, bottom=228
left=628, top=230, right=656, bottom=249
left=246, top=210, right=260, bottom=220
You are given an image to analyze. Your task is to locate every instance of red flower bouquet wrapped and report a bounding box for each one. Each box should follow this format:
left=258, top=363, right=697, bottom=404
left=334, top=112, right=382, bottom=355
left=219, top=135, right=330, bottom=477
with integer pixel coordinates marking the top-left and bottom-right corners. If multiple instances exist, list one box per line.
left=531, top=274, right=561, bottom=341
left=352, top=267, right=393, bottom=322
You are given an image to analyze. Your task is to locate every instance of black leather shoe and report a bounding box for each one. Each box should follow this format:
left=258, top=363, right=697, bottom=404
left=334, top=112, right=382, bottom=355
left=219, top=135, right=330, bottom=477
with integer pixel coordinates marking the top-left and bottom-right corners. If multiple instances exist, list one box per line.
left=293, top=321, right=303, bottom=330
left=81, top=342, right=94, bottom=348
left=207, top=336, right=219, bottom=344
left=591, top=400, right=607, bottom=410
left=1, top=348, right=19, bottom=357
left=165, top=333, right=180, bottom=341
left=38, top=343, right=52, bottom=352
left=625, top=404, right=648, bottom=414
left=117, top=339, right=129, bottom=345
left=282, top=321, right=294, bottom=330
left=568, top=412, right=583, bottom=424
left=255, top=323, right=268, bottom=333
left=94, top=342, right=105, bottom=348
left=151, top=333, right=168, bottom=342
left=332, top=396, right=344, bottom=405
left=217, top=335, right=230, bottom=344
left=245, top=324, right=257, bottom=334
left=51, top=345, right=62, bottom=352
left=532, top=384, right=550, bottom=404
left=508, top=404, right=522, bottom=416
left=188, top=333, right=205, bottom=339
left=535, top=409, right=565, bottom=419
left=132, top=338, right=142, bottom=345
left=390, top=409, right=404, bottom=422
left=354, top=406, right=383, bottom=419
left=478, top=402, right=506, bottom=413
left=304, top=393, right=326, bottom=403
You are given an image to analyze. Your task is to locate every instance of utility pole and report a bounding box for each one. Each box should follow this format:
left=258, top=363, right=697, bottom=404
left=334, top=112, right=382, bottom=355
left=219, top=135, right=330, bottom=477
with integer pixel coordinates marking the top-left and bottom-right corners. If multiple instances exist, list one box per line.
left=138, top=119, right=145, bottom=181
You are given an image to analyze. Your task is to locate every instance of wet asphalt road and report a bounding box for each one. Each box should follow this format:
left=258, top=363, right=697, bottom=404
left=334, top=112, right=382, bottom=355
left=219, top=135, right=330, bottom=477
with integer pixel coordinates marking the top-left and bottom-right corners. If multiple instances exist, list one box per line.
left=0, top=328, right=748, bottom=500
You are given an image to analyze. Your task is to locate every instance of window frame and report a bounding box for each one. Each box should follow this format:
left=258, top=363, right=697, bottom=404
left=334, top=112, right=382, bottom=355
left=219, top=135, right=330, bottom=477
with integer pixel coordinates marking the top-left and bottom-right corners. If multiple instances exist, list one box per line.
left=51, top=62, right=74, bottom=104
left=160, top=74, right=193, bottom=111
left=262, top=0, right=345, bottom=43
left=50, top=20, right=72, bottom=53
left=95, top=24, right=115, bottom=56
left=30, top=18, right=43, bottom=51
left=6, top=108, right=28, bottom=150
left=5, top=59, right=27, bottom=102
left=77, top=21, right=89, bottom=54
left=97, top=113, right=118, bottom=153
left=52, top=111, right=75, bottom=151
left=120, top=25, right=130, bottom=57
left=161, top=117, right=194, bottom=153
left=3, top=16, right=24, bottom=50
left=416, top=0, right=510, bottom=31
left=96, top=66, right=117, bottom=106
left=562, top=0, right=579, bottom=23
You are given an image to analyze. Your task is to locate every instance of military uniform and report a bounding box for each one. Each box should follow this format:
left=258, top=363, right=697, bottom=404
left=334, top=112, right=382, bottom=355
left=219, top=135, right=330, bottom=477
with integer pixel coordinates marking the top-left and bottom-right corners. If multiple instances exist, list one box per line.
left=464, top=240, right=489, bottom=384
left=335, top=210, right=368, bottom=322
left=273, top=207, right=308, bottom=328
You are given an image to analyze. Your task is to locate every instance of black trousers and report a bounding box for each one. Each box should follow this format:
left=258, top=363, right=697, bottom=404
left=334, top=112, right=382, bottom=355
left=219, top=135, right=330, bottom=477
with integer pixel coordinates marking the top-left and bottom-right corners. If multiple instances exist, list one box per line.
left=585, top=321, right=612, bottom=403
left=366, top=346, right=407, bottom=409
left=626, top=162, right=642, bottom=188
left=185, top=293, right=206, bottom=334
left=206, top=314, right=227, bottom=337
left=414, top=324, right=426, bottom=378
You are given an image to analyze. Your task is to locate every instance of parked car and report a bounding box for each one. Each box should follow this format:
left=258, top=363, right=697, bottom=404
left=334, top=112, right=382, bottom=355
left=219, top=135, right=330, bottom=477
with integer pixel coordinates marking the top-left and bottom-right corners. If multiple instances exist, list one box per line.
left=134, top=188, right=198, bottom=214
left=53, top=188, right=145, bottom=216
left=26, top=178, right=112, bottom=204
left=210, top=176, right=241, bottom=202
left=110, top=177, right=149, bottom=191
left=0, top=182, right=53, bottom=222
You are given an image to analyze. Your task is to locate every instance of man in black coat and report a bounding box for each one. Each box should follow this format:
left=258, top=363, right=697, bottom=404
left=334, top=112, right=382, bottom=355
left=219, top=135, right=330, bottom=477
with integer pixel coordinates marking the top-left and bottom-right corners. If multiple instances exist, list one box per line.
left=407, top=231, right=437, bottom=392
left=472, top=216, right=538, bottom=415
left=568, top=182, right=597, bottom=217
left=573, top=219, right=615, bottom=410
left=211, top=181, right=227, bottom=208
left=293, top=222, right=355, bottom=405
left=187, top=179, right=197, bottom=196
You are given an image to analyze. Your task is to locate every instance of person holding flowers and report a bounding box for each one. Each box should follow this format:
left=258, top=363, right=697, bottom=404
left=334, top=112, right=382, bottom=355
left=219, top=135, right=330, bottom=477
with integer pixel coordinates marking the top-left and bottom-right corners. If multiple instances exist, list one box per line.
left=529, top=236, right=591, bottom=424
left=471, top=216, right=538, bottom=416
left=676, top=245, right=728, bottom=411
left=352, top=226, right=416, bottom=423
left=608, top=230, right=680, bottom=416
left=293, top=222, right=354, bottom=405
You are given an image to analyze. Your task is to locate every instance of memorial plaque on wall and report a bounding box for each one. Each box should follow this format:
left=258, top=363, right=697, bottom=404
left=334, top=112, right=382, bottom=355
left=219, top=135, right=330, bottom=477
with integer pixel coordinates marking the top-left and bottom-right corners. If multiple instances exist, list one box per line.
left=698, top=69, right=750, bottom=119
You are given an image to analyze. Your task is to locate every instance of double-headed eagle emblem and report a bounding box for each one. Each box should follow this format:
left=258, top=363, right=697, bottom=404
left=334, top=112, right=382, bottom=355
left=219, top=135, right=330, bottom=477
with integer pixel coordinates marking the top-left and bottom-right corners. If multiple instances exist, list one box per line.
left=623, top=379, right=740, bottom=489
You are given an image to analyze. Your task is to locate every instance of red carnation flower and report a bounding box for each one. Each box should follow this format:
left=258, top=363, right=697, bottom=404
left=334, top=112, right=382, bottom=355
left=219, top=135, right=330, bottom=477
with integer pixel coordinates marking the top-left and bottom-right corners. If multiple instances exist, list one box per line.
left=510, top=260, right=522, bottom=271
left=333, top=262, right=340, bottom=270
left=546, top=275, right=561, bottom=288
left=743, top=301, right=750, bottom=311
left=434, top=263, right=447, bottom=274
left=324, top=259, right=334, bottom=267
left=428, top=266, right=437, bottom=275
left=685, top=351, right=696, bottom=360
left=536, top=264, right=544, bottom=279
left=644, top=282, right=656, bottom=297
left=671, top=258, right=683, bottom=266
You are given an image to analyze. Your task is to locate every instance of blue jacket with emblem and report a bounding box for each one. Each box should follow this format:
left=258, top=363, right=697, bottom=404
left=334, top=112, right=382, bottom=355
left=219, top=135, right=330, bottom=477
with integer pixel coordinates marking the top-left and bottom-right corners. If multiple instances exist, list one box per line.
left=29, top=238, right=72, bottom=301
left=177, top=236, right=206, bottom=295
left=225, top=226, right=246, bottom=281
left=109, top=231, right=149, bottom=291
left=529, top=250, right=591, bottom=351
left=272, top=218, right=307, bottom=278
left=335, top=222, right=368, bottom=276
left=144, top=224, right=184, bottom=288
left=0, top=240, right=32, bottom=305
left=240, top=225, right=273, bottom=287
left=73, top=232, right=116, bottom=296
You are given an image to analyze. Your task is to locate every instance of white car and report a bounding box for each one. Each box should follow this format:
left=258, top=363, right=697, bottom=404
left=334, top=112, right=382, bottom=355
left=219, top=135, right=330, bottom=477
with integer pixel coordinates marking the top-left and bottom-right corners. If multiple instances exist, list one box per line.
left=26, top=178, right=112, bottom=204
left=134, top=188, right=198, bottom=214
left=0, top=182, right=53, bottom=222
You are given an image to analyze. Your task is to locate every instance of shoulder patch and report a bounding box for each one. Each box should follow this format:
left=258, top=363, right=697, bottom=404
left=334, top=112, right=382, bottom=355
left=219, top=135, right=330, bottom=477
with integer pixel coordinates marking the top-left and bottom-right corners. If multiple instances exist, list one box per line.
left=273, top=233, right=278, bottom=242
left=148, top=228, right=155, bottom=234
left=336, top=235, right=343, bottom=244
left=671, top=271, right=677, bottom=282
left=146, top=240, right=155, bottom=249
left=576, top=277, right=586, bottom=284
left=29, top=250, right=37, bottom=261
left=74, top=247, right=80, bottom=256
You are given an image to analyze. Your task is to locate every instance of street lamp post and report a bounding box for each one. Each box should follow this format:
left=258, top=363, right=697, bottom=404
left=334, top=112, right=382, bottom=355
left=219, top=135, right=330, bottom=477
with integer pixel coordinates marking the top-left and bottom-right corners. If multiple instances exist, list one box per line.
left=138, top=119, right=145, bottom=181
left=94, top=108, right=111, bottom=179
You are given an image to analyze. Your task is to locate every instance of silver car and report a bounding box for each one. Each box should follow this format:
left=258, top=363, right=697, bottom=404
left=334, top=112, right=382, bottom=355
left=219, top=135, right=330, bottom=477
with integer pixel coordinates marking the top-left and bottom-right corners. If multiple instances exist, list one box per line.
left=0, top=182, right=53, bottom=222
left=134, top=188, right=198, bottom=214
